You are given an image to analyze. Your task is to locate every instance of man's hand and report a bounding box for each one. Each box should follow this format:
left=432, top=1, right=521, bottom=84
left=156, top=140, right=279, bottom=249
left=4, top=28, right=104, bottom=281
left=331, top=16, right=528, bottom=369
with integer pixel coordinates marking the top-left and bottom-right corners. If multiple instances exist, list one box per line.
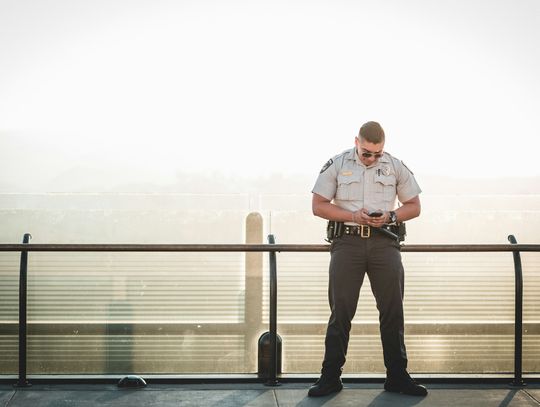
left=359, top=209, right=388, bottom=228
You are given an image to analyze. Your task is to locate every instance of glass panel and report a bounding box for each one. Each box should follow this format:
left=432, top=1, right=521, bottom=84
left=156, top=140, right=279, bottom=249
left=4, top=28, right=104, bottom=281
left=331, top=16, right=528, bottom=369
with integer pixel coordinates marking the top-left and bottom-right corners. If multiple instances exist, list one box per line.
left=0, top=194, right=260, bottom=375
left=1, top=191, right=539, bottom=376
left=266, top=204, right=521, bottom=375
left=523, top=252, right=540, bottom=373
left=20, top=252, right=252, bottom=374
left=0, top=252, right=18, bottom=374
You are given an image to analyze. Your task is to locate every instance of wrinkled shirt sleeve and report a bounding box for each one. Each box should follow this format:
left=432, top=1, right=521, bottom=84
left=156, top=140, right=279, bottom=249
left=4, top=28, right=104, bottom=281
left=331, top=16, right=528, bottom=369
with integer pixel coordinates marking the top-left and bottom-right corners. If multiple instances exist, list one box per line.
left=396, top=161, right=422, bottom=203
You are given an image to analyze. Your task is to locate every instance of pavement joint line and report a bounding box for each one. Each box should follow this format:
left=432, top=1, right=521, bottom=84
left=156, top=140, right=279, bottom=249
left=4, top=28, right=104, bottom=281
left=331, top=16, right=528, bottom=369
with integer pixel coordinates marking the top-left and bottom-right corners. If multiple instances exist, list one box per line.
left=4, top=389, right=16, bottom=407
left=523, top=389, right=540, bottom=406
left=272, top=389, right=280, bottom=407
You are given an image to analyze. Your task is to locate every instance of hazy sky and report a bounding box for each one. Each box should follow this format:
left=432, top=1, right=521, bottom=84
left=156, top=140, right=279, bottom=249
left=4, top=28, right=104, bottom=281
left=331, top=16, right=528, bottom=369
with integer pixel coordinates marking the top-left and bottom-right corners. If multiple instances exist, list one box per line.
left=1, top=0, right=539, bottom=189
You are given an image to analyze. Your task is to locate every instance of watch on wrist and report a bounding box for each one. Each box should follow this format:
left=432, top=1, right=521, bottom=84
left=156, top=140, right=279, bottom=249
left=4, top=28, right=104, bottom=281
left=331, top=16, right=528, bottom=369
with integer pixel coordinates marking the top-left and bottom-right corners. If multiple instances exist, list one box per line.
left=388, top=211, right=397, bottom=224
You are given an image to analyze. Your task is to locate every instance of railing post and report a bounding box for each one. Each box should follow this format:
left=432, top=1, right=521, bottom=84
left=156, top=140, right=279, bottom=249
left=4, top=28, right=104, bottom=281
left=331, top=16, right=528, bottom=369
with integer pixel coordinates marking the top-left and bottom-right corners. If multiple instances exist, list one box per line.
left=265, top=234, right=280, bottom=386
left=508, top=235, right=525, bottom=387
left=15, top=233, right=32, bottom=388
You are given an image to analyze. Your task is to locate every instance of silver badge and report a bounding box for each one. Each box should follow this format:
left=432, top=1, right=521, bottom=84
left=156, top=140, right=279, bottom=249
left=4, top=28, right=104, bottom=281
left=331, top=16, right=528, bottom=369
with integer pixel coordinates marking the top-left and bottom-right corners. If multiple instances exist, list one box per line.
left=382, top=166, right=391, bottom=176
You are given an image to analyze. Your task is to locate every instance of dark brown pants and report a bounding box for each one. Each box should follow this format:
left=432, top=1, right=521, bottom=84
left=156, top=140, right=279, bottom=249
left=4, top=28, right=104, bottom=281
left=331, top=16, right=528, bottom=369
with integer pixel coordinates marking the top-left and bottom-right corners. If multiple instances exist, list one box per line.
left=321, top=232, right=407, bottom=377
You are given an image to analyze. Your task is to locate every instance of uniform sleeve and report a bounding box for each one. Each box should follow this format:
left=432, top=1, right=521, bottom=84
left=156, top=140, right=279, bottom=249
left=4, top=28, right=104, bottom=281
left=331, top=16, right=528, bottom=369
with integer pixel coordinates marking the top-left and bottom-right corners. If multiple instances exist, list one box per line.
left=396, top=160, right=422, bottom=203
left=311, top=157, right=338, bottom=200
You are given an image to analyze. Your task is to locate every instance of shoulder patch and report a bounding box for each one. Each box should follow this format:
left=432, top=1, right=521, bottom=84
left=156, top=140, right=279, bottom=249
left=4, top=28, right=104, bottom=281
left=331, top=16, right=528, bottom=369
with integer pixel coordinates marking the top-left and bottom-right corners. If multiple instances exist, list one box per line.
left=320, top=158, right=334, bottom=174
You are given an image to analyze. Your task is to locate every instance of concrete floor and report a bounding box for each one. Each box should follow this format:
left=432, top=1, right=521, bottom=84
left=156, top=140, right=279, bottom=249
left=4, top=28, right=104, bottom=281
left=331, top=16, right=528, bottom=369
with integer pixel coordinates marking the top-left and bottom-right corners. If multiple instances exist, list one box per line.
left=1, top=383, right=540, bottom=407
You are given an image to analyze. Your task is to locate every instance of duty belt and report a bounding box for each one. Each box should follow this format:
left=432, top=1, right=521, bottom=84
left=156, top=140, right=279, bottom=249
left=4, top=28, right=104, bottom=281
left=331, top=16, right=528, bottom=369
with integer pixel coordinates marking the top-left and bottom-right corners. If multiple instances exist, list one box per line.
left=343, top=224, right=372, bottom=238
left=327, top=221, right=405, bottom=242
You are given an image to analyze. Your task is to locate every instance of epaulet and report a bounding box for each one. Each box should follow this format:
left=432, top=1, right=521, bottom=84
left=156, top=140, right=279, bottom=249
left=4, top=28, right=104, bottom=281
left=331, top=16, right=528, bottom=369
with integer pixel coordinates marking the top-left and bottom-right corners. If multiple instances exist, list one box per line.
left=400, top=161, right=414, bottom=175
left=386, top=152, right=414, bottom=175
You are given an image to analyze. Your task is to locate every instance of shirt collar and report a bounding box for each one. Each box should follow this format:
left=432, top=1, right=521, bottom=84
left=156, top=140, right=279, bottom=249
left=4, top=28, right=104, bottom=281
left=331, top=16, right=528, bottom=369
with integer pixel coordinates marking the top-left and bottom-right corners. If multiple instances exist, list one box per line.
left=347, top=147, right=390, bottom=165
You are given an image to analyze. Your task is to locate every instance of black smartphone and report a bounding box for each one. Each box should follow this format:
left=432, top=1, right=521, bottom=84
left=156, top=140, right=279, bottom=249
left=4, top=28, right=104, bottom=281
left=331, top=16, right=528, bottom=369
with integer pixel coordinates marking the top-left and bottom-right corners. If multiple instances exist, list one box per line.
left=368, top=211, right=383, bottom=217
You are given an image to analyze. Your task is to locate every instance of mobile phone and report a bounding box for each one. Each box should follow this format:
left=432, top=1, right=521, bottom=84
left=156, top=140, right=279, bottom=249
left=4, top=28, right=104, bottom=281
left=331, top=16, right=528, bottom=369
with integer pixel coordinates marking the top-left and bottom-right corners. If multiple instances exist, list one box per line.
left=368, top=211, right=383, bottom=217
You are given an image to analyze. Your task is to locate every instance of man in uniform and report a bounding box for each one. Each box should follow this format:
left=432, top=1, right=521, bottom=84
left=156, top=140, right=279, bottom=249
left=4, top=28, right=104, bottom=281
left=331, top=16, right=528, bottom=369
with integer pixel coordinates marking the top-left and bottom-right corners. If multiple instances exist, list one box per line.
left=308, top=121, right=427, bottom=397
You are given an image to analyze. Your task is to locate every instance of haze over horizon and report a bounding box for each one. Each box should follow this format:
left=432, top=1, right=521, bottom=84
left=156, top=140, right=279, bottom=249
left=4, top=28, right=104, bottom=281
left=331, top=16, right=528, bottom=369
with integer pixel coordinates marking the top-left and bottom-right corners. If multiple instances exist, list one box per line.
left=1, top=0, right=540, bottom=190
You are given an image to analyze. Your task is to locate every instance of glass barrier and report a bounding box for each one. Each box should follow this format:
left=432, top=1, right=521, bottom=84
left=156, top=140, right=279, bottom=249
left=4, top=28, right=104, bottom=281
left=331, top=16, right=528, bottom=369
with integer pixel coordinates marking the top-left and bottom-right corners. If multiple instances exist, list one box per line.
left=1, top=192, right=539, bottom=376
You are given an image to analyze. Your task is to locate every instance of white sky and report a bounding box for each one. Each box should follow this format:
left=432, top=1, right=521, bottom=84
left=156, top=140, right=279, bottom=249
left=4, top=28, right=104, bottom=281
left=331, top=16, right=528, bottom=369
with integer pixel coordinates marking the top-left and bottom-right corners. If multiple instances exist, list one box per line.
left=1, top=0, right=539, bottom=188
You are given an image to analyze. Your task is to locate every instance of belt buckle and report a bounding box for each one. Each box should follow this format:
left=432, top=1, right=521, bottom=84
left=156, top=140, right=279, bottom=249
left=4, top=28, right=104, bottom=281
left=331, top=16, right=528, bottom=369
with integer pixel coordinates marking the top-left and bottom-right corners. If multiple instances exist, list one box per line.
left=360, top=225, right=370, bottom=238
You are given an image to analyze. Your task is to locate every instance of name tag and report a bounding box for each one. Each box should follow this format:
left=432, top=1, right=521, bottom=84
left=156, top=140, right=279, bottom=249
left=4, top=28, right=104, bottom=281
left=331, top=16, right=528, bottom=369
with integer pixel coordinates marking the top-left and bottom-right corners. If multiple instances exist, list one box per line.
left=341, top=171, right=353, bottom=176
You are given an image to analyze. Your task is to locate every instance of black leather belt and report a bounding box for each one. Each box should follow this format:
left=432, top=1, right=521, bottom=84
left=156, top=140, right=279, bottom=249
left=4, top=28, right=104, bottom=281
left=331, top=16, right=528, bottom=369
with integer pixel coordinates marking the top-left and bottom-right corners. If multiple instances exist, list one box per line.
left=326, top=221, right=404, bottom=242
left=343, top=224, right=372, bottom=238
left=342, top=224, right=400, bottom=240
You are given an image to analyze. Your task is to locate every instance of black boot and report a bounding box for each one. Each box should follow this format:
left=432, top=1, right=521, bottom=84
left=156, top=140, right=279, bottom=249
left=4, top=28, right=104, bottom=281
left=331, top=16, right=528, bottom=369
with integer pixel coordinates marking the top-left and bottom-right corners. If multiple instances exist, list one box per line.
left=384, top=370, right=427, bottom=396
left=308, top=376, right=343, bottom=397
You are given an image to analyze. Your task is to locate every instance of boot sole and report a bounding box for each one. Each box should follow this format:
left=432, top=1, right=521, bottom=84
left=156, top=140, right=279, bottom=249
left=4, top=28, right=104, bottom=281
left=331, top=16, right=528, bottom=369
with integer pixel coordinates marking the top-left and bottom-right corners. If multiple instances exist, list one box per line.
left=384, top=385, right=428, bottom=397
left=308, top=384, right=343, bottom=397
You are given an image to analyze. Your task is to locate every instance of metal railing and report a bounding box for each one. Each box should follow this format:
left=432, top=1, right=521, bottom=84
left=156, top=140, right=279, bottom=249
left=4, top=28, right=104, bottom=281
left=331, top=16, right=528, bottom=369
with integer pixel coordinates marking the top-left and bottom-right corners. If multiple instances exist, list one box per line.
left=1, top=235, right=539, bottom=387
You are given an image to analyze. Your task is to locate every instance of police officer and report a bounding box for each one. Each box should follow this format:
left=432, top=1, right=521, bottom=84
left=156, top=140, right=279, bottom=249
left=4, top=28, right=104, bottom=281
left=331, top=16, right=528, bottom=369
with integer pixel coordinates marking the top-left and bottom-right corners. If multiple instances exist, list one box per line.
left=308, top=121, right=427, bottom=397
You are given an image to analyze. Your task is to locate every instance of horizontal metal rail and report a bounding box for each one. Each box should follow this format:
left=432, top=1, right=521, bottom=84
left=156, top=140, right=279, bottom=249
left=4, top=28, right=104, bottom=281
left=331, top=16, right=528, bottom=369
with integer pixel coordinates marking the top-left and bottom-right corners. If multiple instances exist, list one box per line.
left=3, top=322, right=540, bottom=335
left=1, top=243, right=539, bottom=252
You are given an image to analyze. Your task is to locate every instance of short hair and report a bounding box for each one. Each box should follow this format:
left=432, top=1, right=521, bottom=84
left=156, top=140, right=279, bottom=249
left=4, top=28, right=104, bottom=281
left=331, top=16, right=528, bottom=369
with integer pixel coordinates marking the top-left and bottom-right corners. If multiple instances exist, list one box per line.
left=358, top=121, right=385, bottom=143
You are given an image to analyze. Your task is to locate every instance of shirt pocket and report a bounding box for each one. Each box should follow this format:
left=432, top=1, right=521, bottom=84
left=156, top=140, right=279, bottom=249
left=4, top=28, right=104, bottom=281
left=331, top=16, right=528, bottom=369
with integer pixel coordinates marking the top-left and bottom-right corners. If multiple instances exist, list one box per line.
left=375, top=174, right=397, bottom=203
left=336, top=172, right=363, bottom=201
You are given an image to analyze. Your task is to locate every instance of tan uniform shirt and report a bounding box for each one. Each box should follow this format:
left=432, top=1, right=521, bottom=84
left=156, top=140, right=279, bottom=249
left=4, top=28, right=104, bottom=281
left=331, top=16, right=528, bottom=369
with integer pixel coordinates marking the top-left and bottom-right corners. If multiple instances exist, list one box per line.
left=312, top=147, right=421, bottom=215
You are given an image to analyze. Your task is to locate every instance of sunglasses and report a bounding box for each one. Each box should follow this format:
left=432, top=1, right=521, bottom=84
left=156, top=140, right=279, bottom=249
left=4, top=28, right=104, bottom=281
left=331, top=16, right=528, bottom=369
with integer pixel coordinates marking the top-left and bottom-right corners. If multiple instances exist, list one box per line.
left=361, top=151, right=383, bottom=159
